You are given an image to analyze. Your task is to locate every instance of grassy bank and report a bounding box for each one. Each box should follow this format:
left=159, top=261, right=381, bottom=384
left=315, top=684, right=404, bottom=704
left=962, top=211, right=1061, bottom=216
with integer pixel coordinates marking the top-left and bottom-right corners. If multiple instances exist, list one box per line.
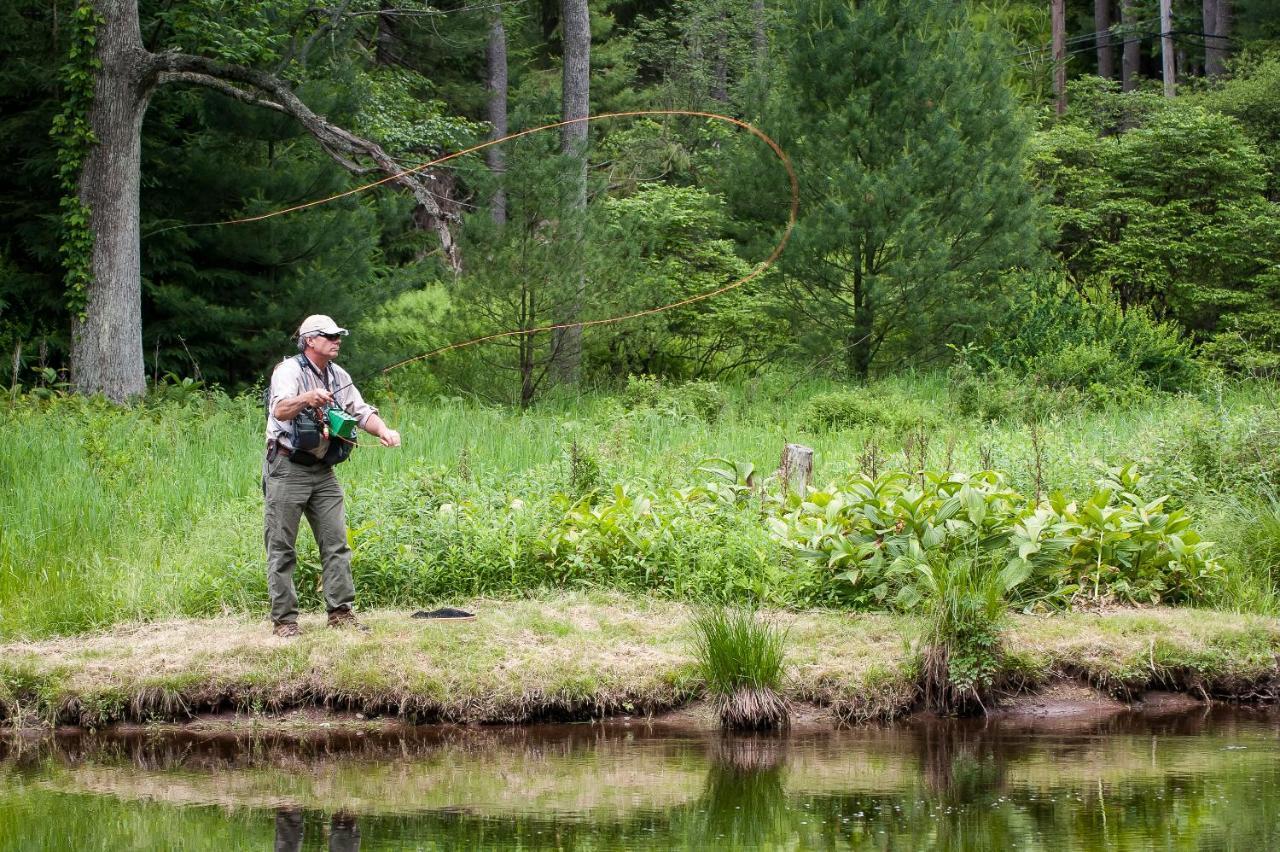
left=1, top=593, right=1276, bottom=728
left=5, top=372, right=1280, bottom=639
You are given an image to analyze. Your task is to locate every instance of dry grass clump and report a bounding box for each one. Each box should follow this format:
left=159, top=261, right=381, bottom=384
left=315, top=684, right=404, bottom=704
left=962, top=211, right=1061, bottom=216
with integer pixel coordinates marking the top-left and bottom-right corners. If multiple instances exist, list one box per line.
left=692, top=608, right=790, bottom=730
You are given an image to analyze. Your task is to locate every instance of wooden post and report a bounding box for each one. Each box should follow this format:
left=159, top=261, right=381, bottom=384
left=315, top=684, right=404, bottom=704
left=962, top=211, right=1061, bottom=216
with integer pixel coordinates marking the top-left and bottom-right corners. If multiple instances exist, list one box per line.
left=1160, top=0, right=1175, bottom=97
left=779, top=444, right=814, bottom=496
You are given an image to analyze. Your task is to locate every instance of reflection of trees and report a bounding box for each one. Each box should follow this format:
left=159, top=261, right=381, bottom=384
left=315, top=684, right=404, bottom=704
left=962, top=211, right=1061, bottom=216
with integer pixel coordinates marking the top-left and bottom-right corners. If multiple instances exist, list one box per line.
left=3, top=710, right=1279, bottom=849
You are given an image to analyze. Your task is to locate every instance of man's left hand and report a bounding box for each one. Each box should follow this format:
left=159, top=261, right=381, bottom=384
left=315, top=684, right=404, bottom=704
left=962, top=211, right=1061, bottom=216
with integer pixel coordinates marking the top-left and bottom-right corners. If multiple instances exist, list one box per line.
left=379, top=428, right=402, bottom=448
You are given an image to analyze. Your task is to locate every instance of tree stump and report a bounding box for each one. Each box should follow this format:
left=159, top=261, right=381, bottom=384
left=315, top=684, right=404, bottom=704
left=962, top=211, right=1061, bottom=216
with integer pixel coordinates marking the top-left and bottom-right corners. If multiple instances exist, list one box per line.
left=778, top=443, right=814, bottom=496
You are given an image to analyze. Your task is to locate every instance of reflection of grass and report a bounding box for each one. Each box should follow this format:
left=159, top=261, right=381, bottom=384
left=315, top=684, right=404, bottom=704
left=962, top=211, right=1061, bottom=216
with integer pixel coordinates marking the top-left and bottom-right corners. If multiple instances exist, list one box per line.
left=688, top=737, right=791, bottom=848
left=10, top=720, right=1280, bottom=850
left=28, top=735, right=708, bottom=819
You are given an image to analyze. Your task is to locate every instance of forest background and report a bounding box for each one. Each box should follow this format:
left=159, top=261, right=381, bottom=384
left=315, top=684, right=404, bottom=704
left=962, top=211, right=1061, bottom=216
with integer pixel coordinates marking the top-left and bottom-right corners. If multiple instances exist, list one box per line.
left=4, top=0, right=1280, bottom=641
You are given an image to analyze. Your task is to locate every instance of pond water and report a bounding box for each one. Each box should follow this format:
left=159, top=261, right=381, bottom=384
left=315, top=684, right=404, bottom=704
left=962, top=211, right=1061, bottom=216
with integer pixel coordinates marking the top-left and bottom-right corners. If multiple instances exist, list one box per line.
left=1, top=706, right=1277, bottom=850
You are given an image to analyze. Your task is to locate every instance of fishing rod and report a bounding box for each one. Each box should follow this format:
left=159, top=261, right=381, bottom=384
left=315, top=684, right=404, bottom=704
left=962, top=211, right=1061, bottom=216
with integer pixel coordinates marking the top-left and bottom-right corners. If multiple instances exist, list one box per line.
left=232, top=110, right=799, bottom=398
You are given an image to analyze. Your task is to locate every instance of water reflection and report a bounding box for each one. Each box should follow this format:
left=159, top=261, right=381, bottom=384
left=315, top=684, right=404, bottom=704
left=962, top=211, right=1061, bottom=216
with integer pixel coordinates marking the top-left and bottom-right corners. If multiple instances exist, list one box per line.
left=274, top=807, right=360, bottom=852
left=0, top=706, right=1277, bottom=850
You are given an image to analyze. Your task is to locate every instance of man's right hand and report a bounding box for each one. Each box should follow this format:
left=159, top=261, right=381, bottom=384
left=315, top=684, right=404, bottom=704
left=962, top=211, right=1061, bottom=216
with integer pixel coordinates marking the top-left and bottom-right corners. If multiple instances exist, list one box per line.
left=304, top=388, right=334, bottom=407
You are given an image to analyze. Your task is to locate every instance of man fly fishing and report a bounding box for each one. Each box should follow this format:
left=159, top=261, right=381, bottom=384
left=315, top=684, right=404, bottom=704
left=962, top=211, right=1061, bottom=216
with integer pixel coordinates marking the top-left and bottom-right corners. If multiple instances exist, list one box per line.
left=263, top=314, right=401, bottom=637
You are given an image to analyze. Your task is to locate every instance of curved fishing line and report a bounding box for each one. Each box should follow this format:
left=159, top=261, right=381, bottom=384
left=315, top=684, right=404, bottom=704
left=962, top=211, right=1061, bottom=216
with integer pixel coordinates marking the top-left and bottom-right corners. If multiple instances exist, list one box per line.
left=367, top=111, right=798, bottom=381
left=162, top=109, right=798, bottom=387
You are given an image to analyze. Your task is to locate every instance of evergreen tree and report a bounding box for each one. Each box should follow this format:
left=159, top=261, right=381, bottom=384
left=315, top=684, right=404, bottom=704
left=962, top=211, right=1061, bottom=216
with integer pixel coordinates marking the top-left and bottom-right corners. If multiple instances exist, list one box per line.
left=0, top=0, right=71, bottom=379
left=762, top=0, right=1043, bottom=377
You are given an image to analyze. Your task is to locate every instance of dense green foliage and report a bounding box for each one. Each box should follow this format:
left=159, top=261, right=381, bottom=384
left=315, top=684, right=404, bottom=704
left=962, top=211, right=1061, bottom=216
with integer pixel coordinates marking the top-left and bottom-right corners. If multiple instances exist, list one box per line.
left=5, top=373, right=1280, bottom=639
left=1033, top=82, right=1280, bottom=369
left=2, top=1, right=1279, bottom=394
left=760, top=0, right=1043, bottom=377
left=3, top=1, right=1280, bottom=667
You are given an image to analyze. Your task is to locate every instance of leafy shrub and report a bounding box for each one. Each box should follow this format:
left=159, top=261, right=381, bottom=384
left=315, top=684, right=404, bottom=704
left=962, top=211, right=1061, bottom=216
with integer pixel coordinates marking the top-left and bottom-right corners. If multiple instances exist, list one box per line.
left=948, top=360, right=1080, bottom=422
left=1025, top=342, right=1151, bottom=408
left=911, top=552, right=1013, bottom=714
left=337, top=469, right=785, bottom=607
left=1148, top=395, right=1280, bottom=499
left=962, top=277, right=1201, bottom=407
left=622, top=374, right=662, bottom=409
left=563, top=439, right=602, bottom=496
left=671, top=380, right=728, bottom=422
left=1015, top=464, right=1223, bottom=606
left=622, top=374, right=727, bottom=422
left=767, top=464, right=1222, bottom=608
left=801, top=389, right=940, bottom=433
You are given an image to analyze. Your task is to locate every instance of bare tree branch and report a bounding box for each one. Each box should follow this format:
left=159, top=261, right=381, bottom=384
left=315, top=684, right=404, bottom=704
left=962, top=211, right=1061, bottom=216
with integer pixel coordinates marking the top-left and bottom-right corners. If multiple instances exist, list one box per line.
left=147, top=50, right=461, bottom=272
left=155, top=71, right=288, bottom=113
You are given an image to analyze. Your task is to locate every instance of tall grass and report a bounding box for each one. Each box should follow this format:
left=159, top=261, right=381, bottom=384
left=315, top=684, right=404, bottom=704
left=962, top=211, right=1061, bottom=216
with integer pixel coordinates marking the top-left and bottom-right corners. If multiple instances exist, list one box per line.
left=3, top=372, right=1279, bottom=638
left=914, top=554, right=1012, bottom=715
left=691, top=607, right=789, bottom=730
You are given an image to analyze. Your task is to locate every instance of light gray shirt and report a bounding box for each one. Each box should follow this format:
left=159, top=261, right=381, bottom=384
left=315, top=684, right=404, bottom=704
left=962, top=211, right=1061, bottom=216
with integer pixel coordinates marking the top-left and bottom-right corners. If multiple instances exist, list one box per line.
left=266, top=355, right=378, bottom=458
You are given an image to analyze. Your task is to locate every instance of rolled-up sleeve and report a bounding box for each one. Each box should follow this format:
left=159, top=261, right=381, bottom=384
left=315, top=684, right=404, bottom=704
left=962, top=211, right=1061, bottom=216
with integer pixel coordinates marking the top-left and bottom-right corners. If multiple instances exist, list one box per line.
left=265, top=359, right=305, bottom=446
left=268, top=362, right=300, bottom=414
left=337, top=374, right=378, bottom=427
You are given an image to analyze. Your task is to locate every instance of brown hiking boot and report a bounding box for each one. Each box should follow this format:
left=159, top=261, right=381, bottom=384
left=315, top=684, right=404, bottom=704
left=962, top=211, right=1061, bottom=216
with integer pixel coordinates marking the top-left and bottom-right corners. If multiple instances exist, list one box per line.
left=327, top=607, right=370, bottom=632
left=272, top=621, right=300, bottom=638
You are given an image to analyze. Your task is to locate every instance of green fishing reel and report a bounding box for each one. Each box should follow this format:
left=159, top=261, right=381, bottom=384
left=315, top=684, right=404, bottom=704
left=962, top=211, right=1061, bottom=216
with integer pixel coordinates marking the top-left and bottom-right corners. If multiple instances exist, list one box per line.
left=325, top=406, right=358, bottom=440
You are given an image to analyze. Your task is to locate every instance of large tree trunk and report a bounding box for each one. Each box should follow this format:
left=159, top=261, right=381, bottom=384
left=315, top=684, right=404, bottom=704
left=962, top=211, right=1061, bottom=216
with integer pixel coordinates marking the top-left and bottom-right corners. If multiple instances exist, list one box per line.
left=375, top=2, right=399, bottom=66
left=847, top=263, right=873, bottom=379
left=553, top=0, right=589, bottom=384
left=1095, top=0, right=1114, bottom=79
left=485, top=9, right=508, bottom=225
left=68, top=0, right=461, bottom=399
left=1205, top=0, right=1230, bottom=77
left=71, top=0, right=152, bottom=401
left=1051, top=0, right=1067, bottom=115
left=1121, top=0, right=1140, bottom=91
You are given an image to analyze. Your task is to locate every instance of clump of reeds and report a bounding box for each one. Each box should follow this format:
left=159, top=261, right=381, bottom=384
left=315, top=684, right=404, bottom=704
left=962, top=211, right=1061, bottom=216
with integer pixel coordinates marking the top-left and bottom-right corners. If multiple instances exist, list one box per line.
left=691, top=607, right=789, bottom=730
left=916, top=553, right=1012, bottom=715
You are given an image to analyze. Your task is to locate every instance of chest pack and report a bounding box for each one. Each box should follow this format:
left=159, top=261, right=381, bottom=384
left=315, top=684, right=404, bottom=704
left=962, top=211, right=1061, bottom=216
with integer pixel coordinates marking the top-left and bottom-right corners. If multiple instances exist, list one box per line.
left=288, top=355, right=356, bottom=466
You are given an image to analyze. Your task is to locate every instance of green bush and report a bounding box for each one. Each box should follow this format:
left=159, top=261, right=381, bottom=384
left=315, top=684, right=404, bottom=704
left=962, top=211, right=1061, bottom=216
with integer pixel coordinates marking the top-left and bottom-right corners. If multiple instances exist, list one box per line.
left=767, top=464, right=1222, bottom=608
left=948, top=360, right=1080, bottom=422
left=1025, top=341, right=1151, bottom=408
left=622, top=374, right=727, bottom=422
left=965, top=277, right=1202, bottom=403
left=801, top=389, right=940, bottom=433
left=910, top=552, right=1012, bottom=714
left=1148, top=396, right=1280, bottom=499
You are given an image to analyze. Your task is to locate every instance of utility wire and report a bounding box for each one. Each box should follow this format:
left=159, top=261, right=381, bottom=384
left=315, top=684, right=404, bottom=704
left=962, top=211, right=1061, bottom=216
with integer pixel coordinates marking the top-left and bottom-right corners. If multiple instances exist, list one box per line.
left=1005, top=18, right=1160, bottom=59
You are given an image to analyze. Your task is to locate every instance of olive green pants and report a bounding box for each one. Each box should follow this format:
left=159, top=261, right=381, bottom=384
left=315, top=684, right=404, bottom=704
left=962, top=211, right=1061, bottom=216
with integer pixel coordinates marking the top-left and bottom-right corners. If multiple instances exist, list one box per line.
left=263, top=454, right=355, bottom=625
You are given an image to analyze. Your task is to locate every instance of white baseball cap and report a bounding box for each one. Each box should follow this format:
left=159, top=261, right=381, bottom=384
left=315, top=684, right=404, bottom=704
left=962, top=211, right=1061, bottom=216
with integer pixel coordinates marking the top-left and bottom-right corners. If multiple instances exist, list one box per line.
left=297, top=314, right=348, bottom=337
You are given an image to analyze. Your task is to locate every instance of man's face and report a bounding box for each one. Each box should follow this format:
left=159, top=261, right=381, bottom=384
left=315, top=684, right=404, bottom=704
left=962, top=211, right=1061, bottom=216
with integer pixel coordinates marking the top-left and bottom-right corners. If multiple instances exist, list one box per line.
left=307, top=333, right=343, bottom=360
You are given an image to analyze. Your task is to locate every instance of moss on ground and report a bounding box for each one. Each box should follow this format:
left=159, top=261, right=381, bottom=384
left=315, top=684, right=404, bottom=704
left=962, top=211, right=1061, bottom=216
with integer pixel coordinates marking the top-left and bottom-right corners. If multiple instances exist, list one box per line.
left=0, top=595, right=1276, bottom=728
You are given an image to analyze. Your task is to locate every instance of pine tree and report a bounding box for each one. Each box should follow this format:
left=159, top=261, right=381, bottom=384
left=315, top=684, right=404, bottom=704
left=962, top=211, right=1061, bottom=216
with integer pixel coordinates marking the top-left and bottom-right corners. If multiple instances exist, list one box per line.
left=763, top=0, right=1043, bottom=377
